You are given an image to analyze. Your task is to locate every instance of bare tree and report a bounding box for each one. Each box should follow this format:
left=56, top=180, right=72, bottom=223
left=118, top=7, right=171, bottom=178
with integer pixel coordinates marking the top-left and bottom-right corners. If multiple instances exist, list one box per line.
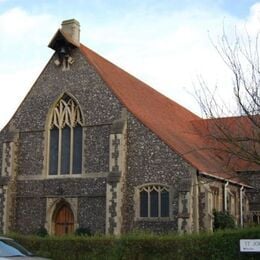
left=194, top=29, right=260, bottom=169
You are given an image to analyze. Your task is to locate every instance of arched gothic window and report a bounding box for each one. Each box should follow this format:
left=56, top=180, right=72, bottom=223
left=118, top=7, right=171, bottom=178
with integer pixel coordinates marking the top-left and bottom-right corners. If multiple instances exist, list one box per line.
left=139, top=185, right=170, bottom=218
left=49, top=94, right=83, bottom=175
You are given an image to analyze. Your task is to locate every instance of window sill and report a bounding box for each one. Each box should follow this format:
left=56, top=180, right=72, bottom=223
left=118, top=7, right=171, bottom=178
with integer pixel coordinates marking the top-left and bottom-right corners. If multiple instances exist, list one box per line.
left=17, top=172, right=109, bottom=181
left=136, top=217, right=173, bottom=222
left=47, top=174, right=82, bottom=179
left=47, top=172, right=109, bottom=179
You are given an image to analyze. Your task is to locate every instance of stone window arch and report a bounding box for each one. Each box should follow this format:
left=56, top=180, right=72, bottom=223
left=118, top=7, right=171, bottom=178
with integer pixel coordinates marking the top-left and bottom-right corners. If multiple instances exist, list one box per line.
left=137, top=184, right=170, bottom=218
left=48, top=93, right=83, bottom=175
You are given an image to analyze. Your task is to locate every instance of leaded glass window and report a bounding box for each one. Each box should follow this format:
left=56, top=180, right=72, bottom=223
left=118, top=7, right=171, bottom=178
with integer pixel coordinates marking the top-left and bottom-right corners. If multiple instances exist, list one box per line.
left=161, top=189, right=170, bottom=217
left=139, top=185, right=170, bottom=218
left=73, top=124, right=83, bottom=174
left=48, top=94, right=83, bottom=175
left=61, top=126, right=71, bottom=175
left=150, top=189, right=159, bottom=217
left=140, top=190, right=148, bottom=217
left=49, top=127, right=59, bottom=175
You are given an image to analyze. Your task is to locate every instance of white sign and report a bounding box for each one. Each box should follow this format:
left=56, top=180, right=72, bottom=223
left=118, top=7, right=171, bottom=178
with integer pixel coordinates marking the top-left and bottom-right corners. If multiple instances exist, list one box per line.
left=240, top=239, right=260, bottom=252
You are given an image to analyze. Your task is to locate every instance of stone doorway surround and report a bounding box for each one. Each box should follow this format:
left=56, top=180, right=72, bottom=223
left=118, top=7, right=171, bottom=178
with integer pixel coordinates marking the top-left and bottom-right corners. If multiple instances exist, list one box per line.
left=45, top=197, right=78, bottom=235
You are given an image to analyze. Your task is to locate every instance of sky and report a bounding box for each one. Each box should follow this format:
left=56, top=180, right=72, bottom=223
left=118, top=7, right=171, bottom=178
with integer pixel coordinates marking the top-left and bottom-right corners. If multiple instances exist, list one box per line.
left=0, top=0, right=260, bottom=130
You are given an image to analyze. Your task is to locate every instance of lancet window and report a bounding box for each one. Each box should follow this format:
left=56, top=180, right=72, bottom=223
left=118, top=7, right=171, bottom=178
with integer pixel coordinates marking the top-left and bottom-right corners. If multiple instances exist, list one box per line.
left=49, top=94, right=83, bottom=175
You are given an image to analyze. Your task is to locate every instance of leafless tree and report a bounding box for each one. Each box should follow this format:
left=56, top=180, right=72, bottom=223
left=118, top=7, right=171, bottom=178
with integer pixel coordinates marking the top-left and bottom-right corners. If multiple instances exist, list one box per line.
left=194, top=29, right=260, bottom=169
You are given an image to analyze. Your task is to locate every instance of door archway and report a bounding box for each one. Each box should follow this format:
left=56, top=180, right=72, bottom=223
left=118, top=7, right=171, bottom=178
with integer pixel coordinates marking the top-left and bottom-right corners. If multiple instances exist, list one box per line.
left=53, top=203, right=74, bottom=235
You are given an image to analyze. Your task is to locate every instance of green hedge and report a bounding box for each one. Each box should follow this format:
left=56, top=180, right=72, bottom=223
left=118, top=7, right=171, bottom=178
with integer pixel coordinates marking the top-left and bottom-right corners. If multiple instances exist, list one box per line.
left=8, top=227, right=260, bottom=260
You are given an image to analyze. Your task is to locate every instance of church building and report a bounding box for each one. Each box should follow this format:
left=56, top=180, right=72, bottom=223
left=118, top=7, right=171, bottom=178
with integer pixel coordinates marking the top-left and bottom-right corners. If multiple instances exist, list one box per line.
left=0, top=19, right=259, bottom=235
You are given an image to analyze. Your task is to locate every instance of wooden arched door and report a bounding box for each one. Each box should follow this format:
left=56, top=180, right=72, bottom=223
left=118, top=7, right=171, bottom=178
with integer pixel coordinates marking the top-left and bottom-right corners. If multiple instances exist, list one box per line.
left=54, top=204, right=74, bottom=235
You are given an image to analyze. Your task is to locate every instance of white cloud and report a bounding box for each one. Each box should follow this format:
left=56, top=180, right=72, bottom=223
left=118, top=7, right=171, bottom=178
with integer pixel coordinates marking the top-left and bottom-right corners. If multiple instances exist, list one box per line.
left=0, top=67, right=43, bottom=129
left=0, top=7, right=55, bottom=41
left=0, top=8, right=57, bottom=129
left=1, top=3, right=260, bottom=129
left=83, top=4, right=260, bottom=117
left=244, top=3, right=260, bottom=34
left=84, top=6, right=239, bottom=114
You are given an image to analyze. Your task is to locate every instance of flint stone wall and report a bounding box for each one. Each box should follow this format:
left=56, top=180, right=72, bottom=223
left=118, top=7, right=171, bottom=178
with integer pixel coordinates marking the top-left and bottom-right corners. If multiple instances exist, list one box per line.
left=0, top=48, right=195, bottom=234
left=15, top=178, right=106, bottom=234
left=240, top=171, right=260, bottom=211
left=0, top=49, right=122, bottom=234
left=122, top=114, right=193, bottom=233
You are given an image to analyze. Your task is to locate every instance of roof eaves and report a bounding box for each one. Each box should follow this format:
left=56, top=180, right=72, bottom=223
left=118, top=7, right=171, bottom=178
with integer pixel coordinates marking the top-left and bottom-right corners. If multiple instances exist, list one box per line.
left=48, top=29, right=79, bottom=50
left=199, top=171, right=253, bottom=188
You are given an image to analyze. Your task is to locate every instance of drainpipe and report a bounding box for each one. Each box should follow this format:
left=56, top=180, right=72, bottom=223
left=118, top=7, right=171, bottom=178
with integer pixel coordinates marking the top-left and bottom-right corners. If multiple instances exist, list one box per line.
left=224, top=181, right=229, bottom=211
left=240, top=186, right=244, bottom=227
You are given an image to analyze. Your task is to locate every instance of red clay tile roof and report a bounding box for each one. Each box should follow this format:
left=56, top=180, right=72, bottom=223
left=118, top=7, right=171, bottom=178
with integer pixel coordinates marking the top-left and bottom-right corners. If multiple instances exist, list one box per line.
left=80, top=44, right=252, bottom=187
left=192, top=116, right=260, bottom=172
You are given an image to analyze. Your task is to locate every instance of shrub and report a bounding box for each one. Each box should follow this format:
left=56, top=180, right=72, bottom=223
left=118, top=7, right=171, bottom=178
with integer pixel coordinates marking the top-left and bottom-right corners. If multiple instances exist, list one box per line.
left=75, top=226, right=92, bottom=236
left=35, top=227, right=48, bottom=237
left=8, top=227, right=260, bottom=259
left=213, top=210, right=236, bottom=230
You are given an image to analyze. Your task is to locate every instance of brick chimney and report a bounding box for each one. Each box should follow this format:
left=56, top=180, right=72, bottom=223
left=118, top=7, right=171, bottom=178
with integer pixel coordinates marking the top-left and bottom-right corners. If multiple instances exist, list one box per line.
left=61, top=19, right=80, bottom=46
